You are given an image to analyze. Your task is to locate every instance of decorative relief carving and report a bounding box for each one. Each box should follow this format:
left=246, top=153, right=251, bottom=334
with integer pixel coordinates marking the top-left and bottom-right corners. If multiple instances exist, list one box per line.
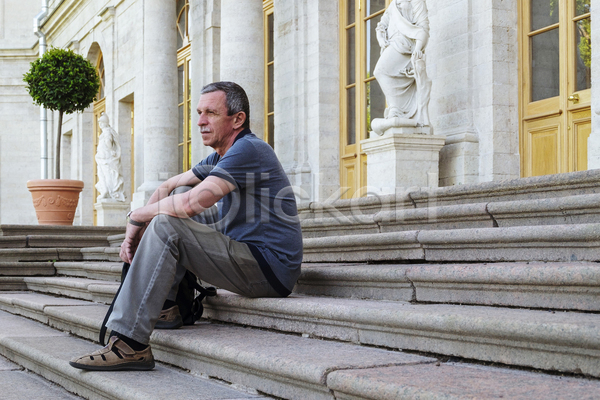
left=32, top=195, right=79, bottom=208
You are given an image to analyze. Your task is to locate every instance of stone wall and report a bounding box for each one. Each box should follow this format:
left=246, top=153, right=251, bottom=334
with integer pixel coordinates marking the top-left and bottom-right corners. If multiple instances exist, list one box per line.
left=0, top=0, right=45, bottom=224
left=428, top=0, right=519, bottom=186
left=274, top=0, right=340, bottom=202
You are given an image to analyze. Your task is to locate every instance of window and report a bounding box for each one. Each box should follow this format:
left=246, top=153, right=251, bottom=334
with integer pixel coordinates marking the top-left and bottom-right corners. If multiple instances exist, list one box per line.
left=340, top=0, right=388, bottom=198
left=177, top=0, right=192, bottom=173
left=97, top=53, right=105, bottom=101
left=264, top=1, right=275, bottom=148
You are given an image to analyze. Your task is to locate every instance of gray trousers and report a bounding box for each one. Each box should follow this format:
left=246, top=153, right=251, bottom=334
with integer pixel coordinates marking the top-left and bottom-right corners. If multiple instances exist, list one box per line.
left=106, top=196, right=279, bottom=345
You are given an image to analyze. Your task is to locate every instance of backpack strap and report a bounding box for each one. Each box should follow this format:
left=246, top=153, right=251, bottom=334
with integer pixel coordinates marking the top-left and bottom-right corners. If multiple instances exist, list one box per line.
left=190, top=282, right=217, bottom=323
left=99, top=262, right=130, bottom=346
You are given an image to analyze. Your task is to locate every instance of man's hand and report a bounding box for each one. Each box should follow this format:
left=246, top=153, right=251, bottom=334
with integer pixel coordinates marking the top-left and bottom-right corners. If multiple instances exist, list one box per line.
left=120, top=222, right=146, bottom=264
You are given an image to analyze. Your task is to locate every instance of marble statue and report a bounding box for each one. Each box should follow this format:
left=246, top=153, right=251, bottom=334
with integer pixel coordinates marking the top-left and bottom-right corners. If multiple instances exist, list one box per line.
left=95, top=113, right=126, bottom=202
left=371, top=0, right=431, bottom=135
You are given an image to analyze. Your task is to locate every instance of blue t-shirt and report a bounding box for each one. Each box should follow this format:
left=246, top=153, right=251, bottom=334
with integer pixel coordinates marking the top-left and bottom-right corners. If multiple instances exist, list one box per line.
left=192, top=129, right=303, bottom=295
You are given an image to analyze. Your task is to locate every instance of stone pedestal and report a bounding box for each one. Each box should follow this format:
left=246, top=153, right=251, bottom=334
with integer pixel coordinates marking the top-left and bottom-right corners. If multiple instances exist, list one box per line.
left=361, top=127, right=446, bottom=194
left=94, top=200, right=129, bottom=226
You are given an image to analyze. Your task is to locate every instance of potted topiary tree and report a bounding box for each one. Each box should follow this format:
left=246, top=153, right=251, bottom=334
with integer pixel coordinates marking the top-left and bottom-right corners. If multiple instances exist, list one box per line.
left=23, top=47, right=100, bottom=225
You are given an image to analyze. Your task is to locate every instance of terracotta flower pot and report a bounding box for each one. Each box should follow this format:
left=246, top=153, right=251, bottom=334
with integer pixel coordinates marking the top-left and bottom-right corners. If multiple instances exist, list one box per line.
left=27, top=179, right=84, bottom=225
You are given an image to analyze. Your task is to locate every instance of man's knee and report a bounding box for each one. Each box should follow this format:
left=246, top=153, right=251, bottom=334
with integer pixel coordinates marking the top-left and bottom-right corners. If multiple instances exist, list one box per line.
left=148, top=214, right=182, bottom=237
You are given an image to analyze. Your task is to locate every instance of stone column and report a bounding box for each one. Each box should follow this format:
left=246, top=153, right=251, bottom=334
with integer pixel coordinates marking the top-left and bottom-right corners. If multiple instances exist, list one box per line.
left=190, top=0, right=221, bottom=163
left=361, top=128, right=446, bottom=194
left=131, top=0, right=178, bottom=209
left=220, top=0, right=264, bottom=139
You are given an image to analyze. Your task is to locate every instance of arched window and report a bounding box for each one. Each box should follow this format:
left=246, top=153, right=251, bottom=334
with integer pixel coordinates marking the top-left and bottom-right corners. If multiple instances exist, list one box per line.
left=177, top=0, right=190, bottom=48
left=97, top=53, right=105, bottom=101
left=177, top=0, right=192, bottom=173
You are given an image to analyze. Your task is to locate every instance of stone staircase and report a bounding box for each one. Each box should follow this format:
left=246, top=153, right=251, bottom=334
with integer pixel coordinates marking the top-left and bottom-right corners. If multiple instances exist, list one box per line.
left=2, top=170, right=600, bottom=398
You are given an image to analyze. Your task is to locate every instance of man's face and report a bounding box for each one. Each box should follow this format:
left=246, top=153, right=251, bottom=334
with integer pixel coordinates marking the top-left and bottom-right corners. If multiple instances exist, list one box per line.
left=196, top=91, right=237, bottom=152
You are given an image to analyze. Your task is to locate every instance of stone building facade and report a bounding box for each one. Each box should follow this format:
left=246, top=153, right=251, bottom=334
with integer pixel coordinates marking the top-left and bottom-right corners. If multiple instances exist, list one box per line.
left=0, top=0, right=595, bottom=225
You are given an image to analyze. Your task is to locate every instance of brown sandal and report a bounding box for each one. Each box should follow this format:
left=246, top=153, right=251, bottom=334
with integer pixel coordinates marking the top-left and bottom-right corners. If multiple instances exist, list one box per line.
left=69, top=336, right=155, bottom=371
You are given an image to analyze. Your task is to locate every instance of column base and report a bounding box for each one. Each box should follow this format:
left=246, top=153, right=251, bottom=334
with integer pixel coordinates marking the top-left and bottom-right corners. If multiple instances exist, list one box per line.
left=94, top=200, right=130, bottom=226
left=361, top=128, right=446, bottom=194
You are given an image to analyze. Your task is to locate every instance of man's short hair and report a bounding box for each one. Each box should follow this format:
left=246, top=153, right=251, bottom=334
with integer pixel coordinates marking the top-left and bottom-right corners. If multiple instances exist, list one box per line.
left=201, top=81, right=250, bottom=129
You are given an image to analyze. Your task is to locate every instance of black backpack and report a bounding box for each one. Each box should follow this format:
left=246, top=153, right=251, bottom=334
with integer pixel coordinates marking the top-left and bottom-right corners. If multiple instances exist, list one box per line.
left=99, top=262, right=216, bottom=346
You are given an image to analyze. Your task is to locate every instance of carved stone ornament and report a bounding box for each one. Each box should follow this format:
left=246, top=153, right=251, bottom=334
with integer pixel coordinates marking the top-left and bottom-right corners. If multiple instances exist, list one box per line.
left=95, top=113, right=126, bottom=202
left=372, top=0, right=432, bottom=135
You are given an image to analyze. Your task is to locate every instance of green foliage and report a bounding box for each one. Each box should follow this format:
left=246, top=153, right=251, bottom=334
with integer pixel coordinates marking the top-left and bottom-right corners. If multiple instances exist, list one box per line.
left=578, top=18, right=591, bottom=68
left=23, top=47, right=100, bottom=114
left=549, top=0, right=590, bottom=16
left=23, top=47, right=100, bottom=178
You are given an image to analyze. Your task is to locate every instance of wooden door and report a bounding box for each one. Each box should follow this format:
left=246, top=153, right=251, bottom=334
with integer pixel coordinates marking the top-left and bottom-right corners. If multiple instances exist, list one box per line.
left=520, top=0, right=591, bottom=176
left=340, top=0, right=388, bottom=199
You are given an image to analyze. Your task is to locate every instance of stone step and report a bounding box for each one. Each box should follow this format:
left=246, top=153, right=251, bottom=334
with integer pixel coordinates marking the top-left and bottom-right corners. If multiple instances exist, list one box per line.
left=0, top=236, right=27, bottom=249
left=0, top=310, right=266, bottom=400
left=0, top=262, right=55, bottom=276
left=26, top=235, right=111, bottom=248
left=18, top=277, right=118, bottom=304
left=0, top=248, right=83, bottom=262
left=0, top=225, right=123, bottom=237
left=302, top=193, right=600, bottom=238
left=300, top=169, right=600, bottom=218
left=202, top=291, right=600, bottom=377
left=0, top=278, right=28, bottom=291
left=1, top=297, right=599, bottom=399
left=303, top=223, right=600, bottom=262
left=0, top=353, right=83, bottom=400
left=107, top=233, right=125, bottom=247
left=2, top=287, right=600, bottom=378
left=53, top=260, right=600, bottom=311
left=80, top=246, right=121, bottom=262
left=297, top=261, right=600, bottom=311
left=0, top=295, right=431, bottom=400
left=54, top=261, right=122, bottom=281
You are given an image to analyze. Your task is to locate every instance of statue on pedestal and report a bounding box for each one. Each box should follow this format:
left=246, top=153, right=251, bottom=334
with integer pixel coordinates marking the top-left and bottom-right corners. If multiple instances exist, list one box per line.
left=95, top=113, right=126, bottom=202
left=372, top=0, right=431, bottom=135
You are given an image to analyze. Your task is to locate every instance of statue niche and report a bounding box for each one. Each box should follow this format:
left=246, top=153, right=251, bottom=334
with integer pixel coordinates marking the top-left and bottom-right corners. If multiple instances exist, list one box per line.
left=372, top=0, right=431, bottom=135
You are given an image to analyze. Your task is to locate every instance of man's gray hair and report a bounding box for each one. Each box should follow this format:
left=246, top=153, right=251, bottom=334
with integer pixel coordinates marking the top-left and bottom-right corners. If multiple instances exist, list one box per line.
left=200, top=81, right=250, bottom=129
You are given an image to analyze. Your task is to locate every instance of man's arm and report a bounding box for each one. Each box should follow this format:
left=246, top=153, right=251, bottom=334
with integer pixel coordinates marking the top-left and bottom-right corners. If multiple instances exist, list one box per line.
left=131, top=175, right=235, bottom=222
left=120, top=175, right=235, bottom=263
left=145, top=169, right=202, bottom=206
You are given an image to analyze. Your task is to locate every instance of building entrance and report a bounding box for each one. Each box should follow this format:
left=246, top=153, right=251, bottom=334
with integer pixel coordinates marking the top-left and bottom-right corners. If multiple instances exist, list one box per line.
left=520, top=0, right=591, bottom=176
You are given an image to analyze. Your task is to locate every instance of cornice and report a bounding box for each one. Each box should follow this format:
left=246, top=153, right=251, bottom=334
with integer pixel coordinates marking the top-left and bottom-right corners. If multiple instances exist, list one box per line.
left=41, top=0, right=84, bottom=38
left=0, top=47, right=39, bottom=59
left=41, top=0, right=125, bottom=40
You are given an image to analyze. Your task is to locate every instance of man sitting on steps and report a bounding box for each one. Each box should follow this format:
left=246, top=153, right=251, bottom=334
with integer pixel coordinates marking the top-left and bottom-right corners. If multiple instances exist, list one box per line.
left=70, top=81, right=303, bottom=371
